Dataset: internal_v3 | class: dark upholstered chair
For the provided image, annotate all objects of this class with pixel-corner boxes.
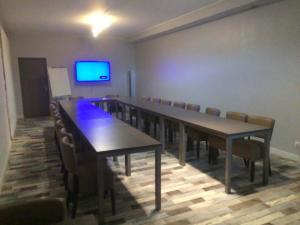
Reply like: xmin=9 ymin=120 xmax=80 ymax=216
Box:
xmin=0 ymin=198 xmax=65 ymax=225
xmin=208 ymin=112 xmax=248 ymax=163
xmin=60 ymin=136 xmax=115 ymax=218
xmin=105 ymin=94 xmax=122 ymax=115
xmin=167 ymin=101 xmax=186 ymax=143
xmin=186 ymin=106 xmax=221 ymax=159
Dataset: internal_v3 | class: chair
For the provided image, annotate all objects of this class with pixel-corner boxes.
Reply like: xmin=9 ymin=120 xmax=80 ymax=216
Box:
xmin=173 ymin=101 xmax=186 ymax=109
xmin=167 ymin=101 xmax=186 ymax=143
xmin=106 ymin=94 xmax=122 ymax=115
xmin=60 ymin=136 xmax=115 ymax=218
xmin=68 ymin=96 xmax=84 ymax=100
xmin=0 ymin=198 xmax=65 ymax=225
xmin=160 ymin=99 xmax=172 ymax=106
xmin=205 ymin=107 xmax=221 ymax=116
xmin=186 ymin=103 xmax=200 ymax=112
xmin=209 ymin=114 xmax=274 ymax=182
xmin=152 ymin=98 xmax=161 ymax=104
xmin=208 ymin=112 xmax=248 ymax=163
xmin=186 ymin=106 xmax=221 ymax=159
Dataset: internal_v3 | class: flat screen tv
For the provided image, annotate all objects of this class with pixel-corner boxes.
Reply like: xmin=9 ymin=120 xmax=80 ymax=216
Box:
xmin=75 ymin=61 xmax=110 ymax=82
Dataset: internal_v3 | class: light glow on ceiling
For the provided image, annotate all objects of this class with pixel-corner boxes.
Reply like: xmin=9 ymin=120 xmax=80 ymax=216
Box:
xmin=80 ymin=11 xmax=115 ymax=37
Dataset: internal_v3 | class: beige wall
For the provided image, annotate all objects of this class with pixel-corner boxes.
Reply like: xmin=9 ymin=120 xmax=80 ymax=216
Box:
xmin=135 ymin=0 xmax=300 ymax=154
xmin=10 ymin=34 xmax=135 ymax=117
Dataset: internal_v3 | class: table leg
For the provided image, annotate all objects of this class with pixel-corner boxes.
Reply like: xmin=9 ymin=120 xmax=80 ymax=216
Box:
xmin=263 ymin=132 xmax=271 ymax=185
xmin=97 ymin=155 xmax=105 ymax=224
xmin=121 ymin=104 xmax=126 ymax=121
xmin=179 ymin=123 xmax=186 ymax=166
xmin=137 ymin=109 xmax=142 ymax=130
xmin=125 ymin=154 xmax=131 ymax=176
xmin=159 ymin=117 xmax=165 ymax=152
xmin=155 ymin=147 xmax=161 ymax=210
xmin=225 ymin=137 xmax=232 ymax=194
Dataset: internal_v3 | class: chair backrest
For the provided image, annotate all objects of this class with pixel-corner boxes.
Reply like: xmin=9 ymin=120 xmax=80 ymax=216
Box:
xmin=173 ymin=101 xmax=186 ymax=109
xmin=226 ymin=111 xmax=248 ymax=122
xmin=161 ymin=99 xmax=172 ymax=106
xmin=152 ymin=98 xmax=161 ymax=104
xmin=60 ymin=136 xmax=78 ymax=174
xmin=186 ymin=103 xmax=200 ymax=112
xmin=247 ymin=115 xmax=275 ymax=139
xmin=68 ymin=96 xmax=84 ymax=100
xmin=142 ymin=96 xmax=151 ymax=101
xmin=55 ymin=120 xmax=64 ymax=133
xmin=206 ymin=107 xmax=221 ymax=116
xmin=105 ymin=94 xmax=119 ymax=98
xmin=60 ymin=127 xmax=76 ymax=145
xmin=0 ymin=198 xmax=65 ymax=225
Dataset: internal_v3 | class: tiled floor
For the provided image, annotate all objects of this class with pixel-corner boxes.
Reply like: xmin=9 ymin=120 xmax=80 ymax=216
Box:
xmin=1 ymin=117 xmax=300 ymax=225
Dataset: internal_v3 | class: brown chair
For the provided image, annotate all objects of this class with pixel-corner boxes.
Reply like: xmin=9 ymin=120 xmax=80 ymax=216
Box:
xmin=60 ymin=136 xmax=115 ymax=218
xmin=167 ymin=101 xmax=187 ymax=143
xmin=0 ymin=198 xmax=65 ymax=225
xmin=206 ymin=107 xmax=221 ymax=116
xmin=208 ymin=112 xmax=248 ymax=163
xmin=209 ymin=114 xmax=274 ymax=182
xmin=173 ymin=101 xmax=186 ymax=109
xmin=186 ymin=106 xmax=221 ymax=159
xmin=186 ymin=103 xmax=200 ymax=112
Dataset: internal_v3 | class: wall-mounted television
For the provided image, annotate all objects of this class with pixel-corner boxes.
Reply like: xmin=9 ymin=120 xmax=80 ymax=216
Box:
xmin=75 ymin=61 xmax=110 ymax=82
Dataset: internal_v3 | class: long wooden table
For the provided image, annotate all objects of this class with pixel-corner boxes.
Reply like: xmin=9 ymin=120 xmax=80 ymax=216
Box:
xmin=95 ymin=97 xmax=273 ymax=194
xmin=59 ymin=99 xmax=162 ymax=224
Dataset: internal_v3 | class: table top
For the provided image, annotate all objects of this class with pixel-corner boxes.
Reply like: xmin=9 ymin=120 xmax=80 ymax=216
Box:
xmin=115 ymin=97 xmax=272 ymax=138
xmin=59 ymin=99 xmax=161 ymax=154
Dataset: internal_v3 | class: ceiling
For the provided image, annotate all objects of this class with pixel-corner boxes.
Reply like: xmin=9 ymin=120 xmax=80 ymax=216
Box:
xmin=0 ymin=0 xmax=219 ymax=38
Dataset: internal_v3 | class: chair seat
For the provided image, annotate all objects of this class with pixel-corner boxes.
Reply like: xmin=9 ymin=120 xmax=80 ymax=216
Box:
xmin=208 ymin=136 xmax=264 ymax=161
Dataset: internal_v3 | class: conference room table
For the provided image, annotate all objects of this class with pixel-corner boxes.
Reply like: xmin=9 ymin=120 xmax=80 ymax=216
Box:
xmin=94 ymin=96 xmax=273 ymax=194
xmin=59 ymin=99 xmax=162 ymax=224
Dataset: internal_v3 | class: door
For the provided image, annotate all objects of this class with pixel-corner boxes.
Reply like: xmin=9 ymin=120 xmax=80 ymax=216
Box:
xmin=18 ymin=58 xmax=49 ymax=118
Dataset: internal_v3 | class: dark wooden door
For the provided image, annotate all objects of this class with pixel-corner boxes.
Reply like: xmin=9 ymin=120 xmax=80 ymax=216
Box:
xmin=18 ymin=58 xmax=49 ymax=118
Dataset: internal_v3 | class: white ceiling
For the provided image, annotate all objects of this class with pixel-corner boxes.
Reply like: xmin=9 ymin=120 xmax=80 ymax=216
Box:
xmin=0 ymin=0 xmax=220 ymax=38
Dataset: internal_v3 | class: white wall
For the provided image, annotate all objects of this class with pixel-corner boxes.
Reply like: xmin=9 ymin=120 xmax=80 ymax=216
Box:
xmin=0 ymin=24 xmax=16 ymax=190
xmin=135 ymin=0 xmax=300 ymax=154
xmin=1 ymin=28 xmax=17 ymax=136
xmin=10 ymin=34 xmax=135 ymax=118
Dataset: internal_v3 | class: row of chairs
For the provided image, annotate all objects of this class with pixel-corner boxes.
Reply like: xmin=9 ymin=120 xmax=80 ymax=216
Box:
xmin=134 ymin=97 xmax=275 ymax=182
xmin=50 ymin=101 xmax=116 ymax=218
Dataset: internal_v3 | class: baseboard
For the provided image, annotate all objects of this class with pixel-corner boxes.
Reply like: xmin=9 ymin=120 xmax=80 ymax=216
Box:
xmin=0 ymin=142 xmax=10 ymax=194
xmin=271 ymin=147 xmax=299 ymax=161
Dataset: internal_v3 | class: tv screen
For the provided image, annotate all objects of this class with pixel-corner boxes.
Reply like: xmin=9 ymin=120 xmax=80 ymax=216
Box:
xmin=75 ymin=61 xmax=110 ymax=82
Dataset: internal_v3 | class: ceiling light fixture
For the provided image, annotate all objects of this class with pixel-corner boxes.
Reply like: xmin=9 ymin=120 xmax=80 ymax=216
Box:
xmin=81 ymin=10 xmax=114 ymax=38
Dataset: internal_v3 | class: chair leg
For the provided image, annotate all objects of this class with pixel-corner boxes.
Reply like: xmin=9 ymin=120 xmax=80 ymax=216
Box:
xmin=130 ymin=114 xmax=133 ymax=125
xmin=168 ymin=127 xmax=173 ymax=144
xmin=250 ymin=161 xmax=255 ymax=182
xmin=71 ymin=193 xmax=78 ymax=218
xmin=269 ymin=161 xmax=272 ymax=176
xmin=66 ymin=190 xmax=71 ymax=210
xmin=243 ymin=159 xmax=249 ymax=168
xmin=111 ymin=188 xmax=116 ymax=215
xmin=196 ymin=141 xmax=200 ymax=160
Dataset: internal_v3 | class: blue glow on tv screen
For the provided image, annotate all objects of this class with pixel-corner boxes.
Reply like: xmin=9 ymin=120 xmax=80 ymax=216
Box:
xmin=75 ymin=61 xmax=110 ymax=82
